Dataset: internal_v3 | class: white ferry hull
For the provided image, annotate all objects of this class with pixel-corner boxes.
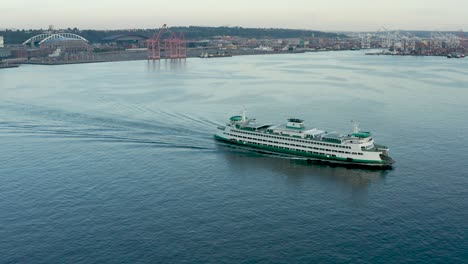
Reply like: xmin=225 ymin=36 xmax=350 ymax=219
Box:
xmin=215 ymin=126 xmax=394 ymax=168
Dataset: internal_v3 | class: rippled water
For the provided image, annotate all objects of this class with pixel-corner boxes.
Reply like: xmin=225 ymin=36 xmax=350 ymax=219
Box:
xmin=1 ymin=52 xmax=467 ymax=263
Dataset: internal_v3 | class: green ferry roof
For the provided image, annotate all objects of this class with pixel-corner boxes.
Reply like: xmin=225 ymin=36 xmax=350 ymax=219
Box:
xmin=230 ymin=115 xmax=243 ymax=121
xmin=352 ymin=131 xmax=372 ymax=138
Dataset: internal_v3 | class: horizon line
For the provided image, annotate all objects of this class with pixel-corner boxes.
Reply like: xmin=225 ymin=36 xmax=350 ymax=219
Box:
xmin=0 ymin=25 xmax=465 ymax=33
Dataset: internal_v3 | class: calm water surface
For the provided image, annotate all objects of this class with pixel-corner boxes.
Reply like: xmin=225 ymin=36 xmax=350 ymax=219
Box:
xmin=0 ymin=51 xmax=467 ymax=263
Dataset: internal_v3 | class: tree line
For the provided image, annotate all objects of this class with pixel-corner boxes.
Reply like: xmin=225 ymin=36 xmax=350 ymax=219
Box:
xmin=1 ymin=26 xmax=346 ymax=44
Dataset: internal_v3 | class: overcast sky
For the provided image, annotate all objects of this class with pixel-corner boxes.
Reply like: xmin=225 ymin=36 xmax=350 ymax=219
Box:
xmin=1 ymin=0 xmax=467 ymax=31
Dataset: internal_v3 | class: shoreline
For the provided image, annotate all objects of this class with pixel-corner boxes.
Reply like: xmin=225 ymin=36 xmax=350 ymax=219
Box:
xmin=365 ymin=51 xmax=465 ymax=58
xmin=12 ymin=48 xmax=463 ymax=67
xmin=14 ymin=49 xmax=351 ymax=66
xmin=0 ymin=64 xmax=20 ymax=69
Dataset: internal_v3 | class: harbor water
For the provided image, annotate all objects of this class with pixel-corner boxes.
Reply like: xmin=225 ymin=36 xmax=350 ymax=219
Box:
xmin=0 ymin=51 xmax=467 ymax=263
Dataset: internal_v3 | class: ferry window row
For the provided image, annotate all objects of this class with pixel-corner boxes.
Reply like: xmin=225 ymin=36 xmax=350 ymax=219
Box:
xmin=232 ymin=129 xmax=352 ymax=149
xmin=224 ymin=132 xmax=364 ymax=156
xmin=229 ymin=136 xmax=334 ymax=157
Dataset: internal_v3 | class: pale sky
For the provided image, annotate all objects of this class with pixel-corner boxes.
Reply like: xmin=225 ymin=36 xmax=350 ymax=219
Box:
xmin=1 ymin=0 xmax=467 ymax=31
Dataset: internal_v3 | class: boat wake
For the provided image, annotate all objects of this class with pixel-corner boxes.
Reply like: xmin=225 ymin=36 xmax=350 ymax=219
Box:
xmin=0 ymin=101 xmax=218 ymax=151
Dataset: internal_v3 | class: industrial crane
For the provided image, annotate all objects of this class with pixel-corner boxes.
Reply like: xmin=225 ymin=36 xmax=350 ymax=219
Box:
xmin=147 ymin=24 xmax=168 ymax=60
xmin=146 ymin=24 xmax=187 ymax=60
xmin=164 ymin=32 xmax=187 ymax=59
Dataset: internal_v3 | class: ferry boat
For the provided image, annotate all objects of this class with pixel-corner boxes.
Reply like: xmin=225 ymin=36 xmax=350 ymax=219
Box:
xmin=215 ymin=111 xmax=394 ymax=168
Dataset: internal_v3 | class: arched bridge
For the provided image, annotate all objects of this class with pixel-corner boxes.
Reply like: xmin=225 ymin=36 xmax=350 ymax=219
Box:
xmin=22 ymin=33 xmax=89 ymax=46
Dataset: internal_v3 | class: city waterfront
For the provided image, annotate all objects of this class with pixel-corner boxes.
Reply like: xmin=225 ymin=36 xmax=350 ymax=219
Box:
xmin=0 ymin=51 xmax=467 ymax=263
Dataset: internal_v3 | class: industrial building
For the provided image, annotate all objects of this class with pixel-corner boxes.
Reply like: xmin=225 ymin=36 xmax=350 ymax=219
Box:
xmin=40 ymin=37 xmax=90 ymax=53
xmin=0 ymin=36 xmax=12 ymax=59
xmin=13 ymin=32 xmax=91 ymax=59
xmin=0 ymin=49 xmax=11 ymax=59
xmin=101 ymin=34 xmax=148 ymax=49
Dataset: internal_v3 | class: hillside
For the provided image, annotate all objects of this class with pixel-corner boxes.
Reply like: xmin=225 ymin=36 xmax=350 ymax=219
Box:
xmin=1 ymin=26 xmax=347 ymax=44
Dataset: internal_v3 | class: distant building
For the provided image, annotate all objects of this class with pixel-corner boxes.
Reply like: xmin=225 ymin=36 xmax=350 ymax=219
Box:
xmin=225 ymin=44 xmax=238 ymax=50
xmin=22 ymin=33 xmax=90 ymax=54
xmin=101 ymin=34 xmax=148 ymax=49
xmin=0 ymin=36 xmax=10 ymax=59
xmin=9 ymin=48 xmax=27 ymax=58
xmin=461 ymin=39 xmax=468 ymax=49
xmin=40 ymin=38 xmax=90 ymax=53
xmin=0 ymin=48 xmax=11 ymax=59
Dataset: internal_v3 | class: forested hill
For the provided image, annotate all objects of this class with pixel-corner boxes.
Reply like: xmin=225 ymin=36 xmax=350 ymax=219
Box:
xmin=1 ymin=26 xmax=347 ymax=44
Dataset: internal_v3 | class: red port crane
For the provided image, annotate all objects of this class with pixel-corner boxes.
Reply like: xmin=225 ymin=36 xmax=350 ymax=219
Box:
xmin=177 ymin=32 xmax=187 ymax=59
xmin=146 ymin=24 xmax=168 ymax=60
xmin=164 ymin=32 xmax=187 ymax=59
